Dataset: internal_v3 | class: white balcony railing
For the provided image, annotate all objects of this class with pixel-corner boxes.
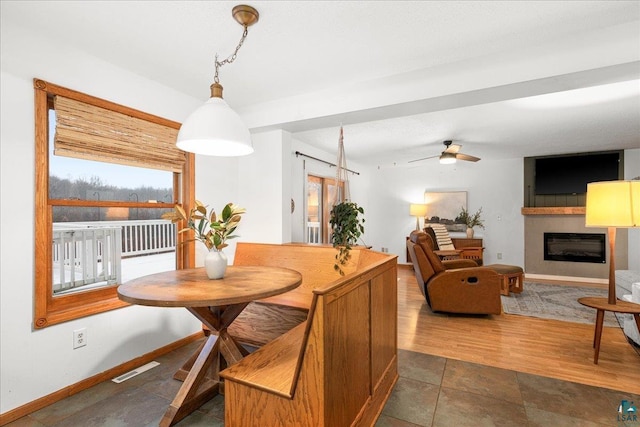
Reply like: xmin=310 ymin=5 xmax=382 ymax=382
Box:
xmin=53 ymin=224 xmax=122 ymax=293
xmin=52 ymin=220 xmax=176 ymax=294
xmin=118 ymin=220 xmax=177 ymax=257
xmin=307 ymin=221 xmax=320 ymax=244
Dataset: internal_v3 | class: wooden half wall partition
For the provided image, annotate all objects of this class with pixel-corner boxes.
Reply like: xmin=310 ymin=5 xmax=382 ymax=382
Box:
xmin=223 ymin=243 xmax=398 ymax=427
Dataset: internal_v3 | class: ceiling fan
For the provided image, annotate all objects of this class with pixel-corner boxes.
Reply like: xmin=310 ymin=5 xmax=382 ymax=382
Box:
xmin=409 ymin=140 xmax=481 ymax=164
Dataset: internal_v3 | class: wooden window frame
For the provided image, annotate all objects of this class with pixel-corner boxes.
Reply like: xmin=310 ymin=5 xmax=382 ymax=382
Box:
xmin=33 ymin=79 xmax=195 ymax=328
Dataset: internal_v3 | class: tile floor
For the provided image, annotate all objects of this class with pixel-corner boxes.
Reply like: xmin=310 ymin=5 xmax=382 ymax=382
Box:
xmin=6 ymin=338 xmax=639 ymax=427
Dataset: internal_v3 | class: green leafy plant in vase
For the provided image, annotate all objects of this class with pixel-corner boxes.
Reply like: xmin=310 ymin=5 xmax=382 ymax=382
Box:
xmin=457 ymin=206 xmax=484 ymax=238
xmin=162 ymin=201 xmax=246 ymax=279
xmin=329 ymin=201 xmax=365 ymax=276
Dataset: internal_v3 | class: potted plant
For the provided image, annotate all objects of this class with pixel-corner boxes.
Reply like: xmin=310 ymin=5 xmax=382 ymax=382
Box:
xmin=162 ymin=201 xmax=246 ymax=279
xmin=329 ymin=201 xmax=365 ymax=275
xmin=457 ymin=206 xmax=484 ymax=238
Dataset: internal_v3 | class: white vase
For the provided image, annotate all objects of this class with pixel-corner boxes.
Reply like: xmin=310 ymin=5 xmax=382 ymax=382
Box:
xmin=204 ymin=250 xmax=228 ymax=280
xmin=466 ymin=227 xmax=474 ymax=238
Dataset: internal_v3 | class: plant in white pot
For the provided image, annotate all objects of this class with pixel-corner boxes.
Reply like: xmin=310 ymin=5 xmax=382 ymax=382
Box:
xmin=162 ymin=201 xmax=246 ymax=279
xmin=457 ymin=206 xmax=484 ymax=238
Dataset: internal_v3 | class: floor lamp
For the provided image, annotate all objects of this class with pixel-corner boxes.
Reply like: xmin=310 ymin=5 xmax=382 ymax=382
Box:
xmin=410 ymin=204 xmax=428 ymax=231
xmin=585 ymin=180 xmax=640 ymax=304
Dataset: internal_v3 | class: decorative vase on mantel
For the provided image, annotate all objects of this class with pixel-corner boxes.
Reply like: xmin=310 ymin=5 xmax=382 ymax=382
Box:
xmin=466 ymin=227 xmax=475 ymax=238
xmin=205 ymin=250 xmax=228 ymax=280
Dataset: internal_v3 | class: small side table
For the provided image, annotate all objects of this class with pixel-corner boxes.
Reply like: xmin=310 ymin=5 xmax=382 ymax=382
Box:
xmin=577 ymin=297 xmax=640 ymax=364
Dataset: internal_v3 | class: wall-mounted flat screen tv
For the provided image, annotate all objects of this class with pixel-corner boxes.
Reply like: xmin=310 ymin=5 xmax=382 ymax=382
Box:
xmin=534 ymin=152 xmax=620 ymax=195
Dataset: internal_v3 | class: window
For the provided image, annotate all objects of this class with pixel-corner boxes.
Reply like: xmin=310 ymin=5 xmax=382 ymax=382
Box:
xmin=306 ymin=175 xmax=344 ymax=244
xmin=34 ymin=79 xmax=195 ymax=328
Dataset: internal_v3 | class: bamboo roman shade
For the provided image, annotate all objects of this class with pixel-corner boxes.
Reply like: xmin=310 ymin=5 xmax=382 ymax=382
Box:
xmin=54 ymin=96 xmax=185 ymax=172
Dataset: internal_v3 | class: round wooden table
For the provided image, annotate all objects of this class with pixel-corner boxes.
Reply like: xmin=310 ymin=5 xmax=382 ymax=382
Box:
xmin=578 ymin=296 xmax=640 ymax=365
xmin=118 ymin=266 xmax=302 ymax=427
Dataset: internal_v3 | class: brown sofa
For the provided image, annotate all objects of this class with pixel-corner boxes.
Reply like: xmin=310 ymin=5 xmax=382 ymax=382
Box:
xmin=407 ymin=231 xmax=501 ymax=314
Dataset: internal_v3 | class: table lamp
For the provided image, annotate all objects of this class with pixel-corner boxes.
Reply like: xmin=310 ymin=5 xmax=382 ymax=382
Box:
xmin=410 ymin=204 xmax=428 ymax=231
xmin=585 ymin=180 xmax=640 ymax=304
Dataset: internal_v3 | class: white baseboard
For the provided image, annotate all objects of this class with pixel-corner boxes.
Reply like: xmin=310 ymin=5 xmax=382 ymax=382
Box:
xmin=525 ymin=273 xmax=608 ymax=285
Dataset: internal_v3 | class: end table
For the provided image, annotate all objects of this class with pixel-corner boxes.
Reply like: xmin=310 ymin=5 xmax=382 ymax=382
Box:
xmin=577 ymin=297 xmax=640 ymax=364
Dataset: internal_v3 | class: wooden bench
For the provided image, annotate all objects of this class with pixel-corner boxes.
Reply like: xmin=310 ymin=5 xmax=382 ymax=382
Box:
xmin=220 ymin=243 xmax=398 ymax=427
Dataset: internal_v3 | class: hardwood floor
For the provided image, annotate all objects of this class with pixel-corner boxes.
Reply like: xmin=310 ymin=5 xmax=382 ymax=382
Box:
xmin=397 ymin=265 xmax=640 ymax=395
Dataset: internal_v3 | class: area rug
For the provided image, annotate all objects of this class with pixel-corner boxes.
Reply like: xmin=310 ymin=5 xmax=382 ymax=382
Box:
xmin=501 ymin=282 xmax=620 ymax=327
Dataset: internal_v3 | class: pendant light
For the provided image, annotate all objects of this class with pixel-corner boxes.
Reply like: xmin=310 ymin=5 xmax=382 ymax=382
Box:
xmin=176 ymin=5 xmax=259 ymax=156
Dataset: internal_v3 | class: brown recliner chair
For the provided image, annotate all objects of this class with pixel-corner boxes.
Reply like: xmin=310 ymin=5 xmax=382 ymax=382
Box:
xmin=407 ymin=230 xmax=502 ymax=315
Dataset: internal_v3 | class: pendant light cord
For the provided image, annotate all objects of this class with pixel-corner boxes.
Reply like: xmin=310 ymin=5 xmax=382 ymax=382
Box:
xmin=334 ymin=126 xmax=351 ymax=204
xmin=214 ymin=25 xmax=250 ymax=84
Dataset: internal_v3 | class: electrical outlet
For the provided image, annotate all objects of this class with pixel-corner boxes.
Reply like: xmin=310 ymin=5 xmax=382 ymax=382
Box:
xmin=73 ymin=328 xmax=87 ymax=349
xmin=497 ymin=253 xmax=503 ymax=260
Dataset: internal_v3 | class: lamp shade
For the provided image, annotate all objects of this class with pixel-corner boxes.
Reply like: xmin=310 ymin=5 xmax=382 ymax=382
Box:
xmin=176 ymin=97 xmax=254 ymax=156
xmin=410 ymin=203 xmax=428 ymax=217
xmin=585 ymin=180 xmax=640 ymax=227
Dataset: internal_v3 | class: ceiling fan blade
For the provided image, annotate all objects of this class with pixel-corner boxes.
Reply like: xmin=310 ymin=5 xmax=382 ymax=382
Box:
xmin=408 ymin=155 xmax=439 ymax=163
xmin=444 ymin=143 xmax=461 ymax=154
xmin=455 ymin=153 xmax=481 ymax=162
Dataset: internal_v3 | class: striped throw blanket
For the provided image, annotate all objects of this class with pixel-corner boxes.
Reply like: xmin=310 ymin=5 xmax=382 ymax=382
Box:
xmin=425 ymin=223 xmax=456 ymax=250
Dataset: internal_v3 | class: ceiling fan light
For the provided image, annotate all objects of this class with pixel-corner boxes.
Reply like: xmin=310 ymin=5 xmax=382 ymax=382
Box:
xmin=439 ymin=152 xmax=456 ymax=164
xmin=176 ymin=96 xmax=254 ymax=156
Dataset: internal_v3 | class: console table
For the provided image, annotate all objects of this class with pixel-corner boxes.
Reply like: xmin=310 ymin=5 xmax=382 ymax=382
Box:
xmin=117 ymin=266 xmax=302 ymax=426
xmin=451 ymin=238 xmax=484 ymax=265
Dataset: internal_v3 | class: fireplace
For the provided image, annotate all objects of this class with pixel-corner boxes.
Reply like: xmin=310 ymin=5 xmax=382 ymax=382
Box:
xmin=544 ymin=232 xmax=606 ymax=263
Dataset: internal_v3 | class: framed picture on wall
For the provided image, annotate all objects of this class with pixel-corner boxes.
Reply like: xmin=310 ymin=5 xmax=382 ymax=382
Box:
xmin=423 ymin=191 xmax=467 ymax=232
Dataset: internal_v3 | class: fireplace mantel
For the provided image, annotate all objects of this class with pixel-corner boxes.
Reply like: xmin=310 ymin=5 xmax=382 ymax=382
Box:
xmin=521 ymin=207 xmax=586 ymax=215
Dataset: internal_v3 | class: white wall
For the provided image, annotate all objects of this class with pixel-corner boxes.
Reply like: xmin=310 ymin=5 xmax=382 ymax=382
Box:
xmin=0 ymin=22 xmax=204 ymax=413
xmin=290 ymin=138 xmax=370 ymax=245
xmin=238 ymin=129 xmax=292 ymax=244
xmin=365 ymin=158 xmax=525 ymax=267
xmin=624 ymin=148 xmax=640 ymax=270
xmin=289 ymin=137 xmax=525 ymax=267
xmin=193 ymin=155 xmax=240 ymax=265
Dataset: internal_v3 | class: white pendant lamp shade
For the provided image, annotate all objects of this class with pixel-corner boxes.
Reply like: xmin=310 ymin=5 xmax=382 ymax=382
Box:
xmin=176 ymin=96 xmax=254 ymax=156
xmin=177 ymin=4 xmax=259 ymax=156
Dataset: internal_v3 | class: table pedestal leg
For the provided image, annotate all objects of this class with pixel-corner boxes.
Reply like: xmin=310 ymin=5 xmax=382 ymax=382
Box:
xmin=160 ymin=335 xmax=220 ymax=426
xmin=173 ymin=338 xmax=207 ymax=382
xmin=159 ymin=303 xmax=250 ymax=427
xmin=593 ymin=309 xmax=605 ymax=364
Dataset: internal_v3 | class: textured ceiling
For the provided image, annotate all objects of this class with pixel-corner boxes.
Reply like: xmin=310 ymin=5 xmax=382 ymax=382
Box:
xmin=2 ymin=1 xmax=639 ymax=165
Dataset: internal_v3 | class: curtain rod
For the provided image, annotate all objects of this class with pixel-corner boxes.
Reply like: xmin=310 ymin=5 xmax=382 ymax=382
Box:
xmin=294 ymin=151 xmax=360 ymax=175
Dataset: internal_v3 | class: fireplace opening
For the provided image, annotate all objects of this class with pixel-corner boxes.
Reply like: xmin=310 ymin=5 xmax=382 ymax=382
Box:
xmin=544 ymin=232 xmax=606 ymax=263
